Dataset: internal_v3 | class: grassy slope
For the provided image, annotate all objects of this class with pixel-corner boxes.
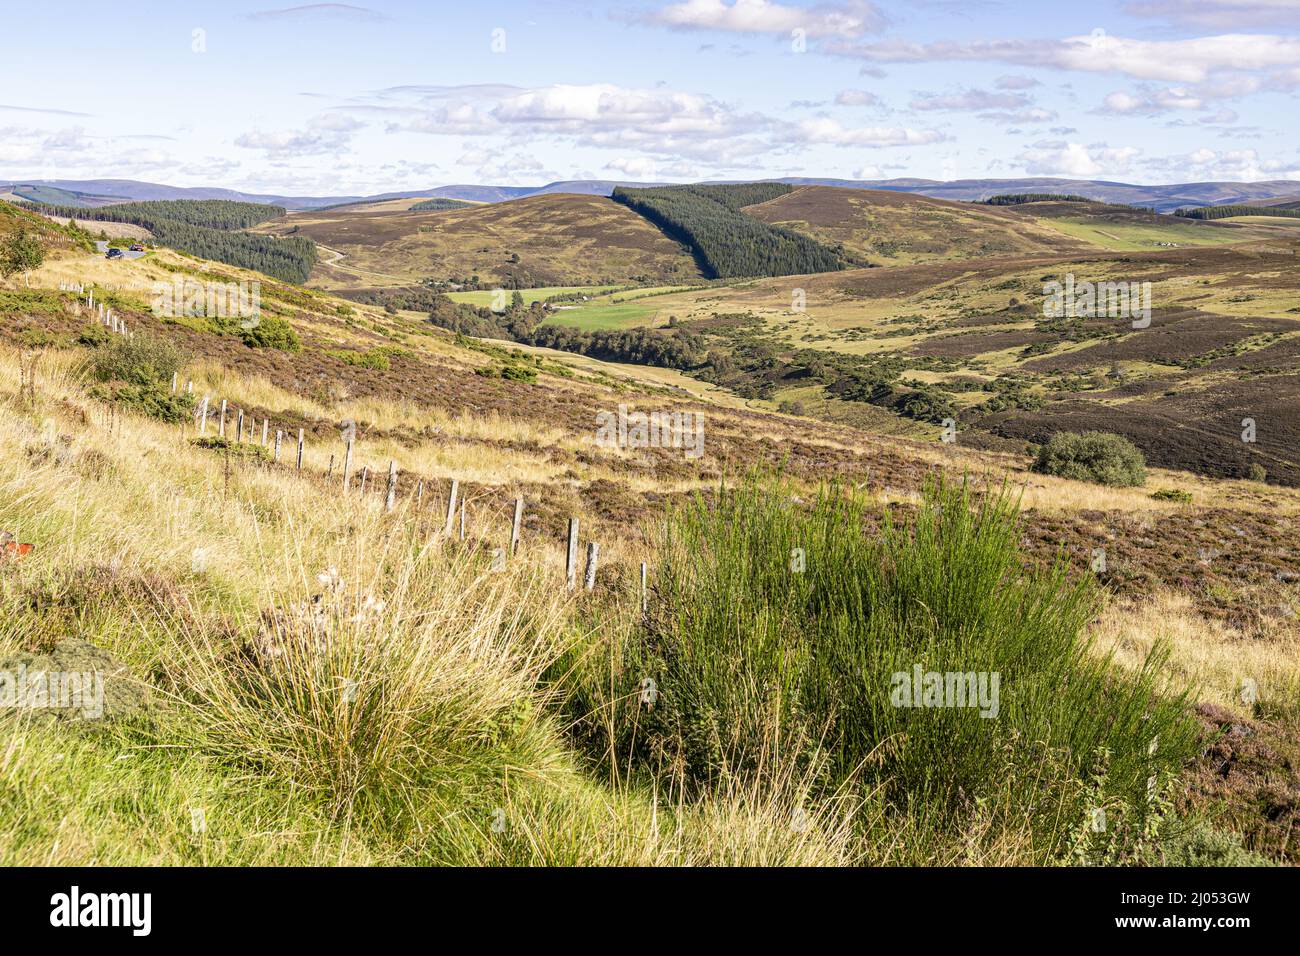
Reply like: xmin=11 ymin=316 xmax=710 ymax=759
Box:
xmin=741 ymin=185 xmax=1089 ymax=264
xmin=1 ymin=209 xmax=1297 ymax=865
xmin=254 ymin=193 xmax=704 ymax=291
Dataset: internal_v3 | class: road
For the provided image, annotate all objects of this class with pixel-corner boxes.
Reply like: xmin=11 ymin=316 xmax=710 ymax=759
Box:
xmin=94 ymin=240 xmax=146 ymax=260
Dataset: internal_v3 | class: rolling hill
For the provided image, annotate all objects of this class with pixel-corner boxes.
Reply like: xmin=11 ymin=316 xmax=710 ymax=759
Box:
xmin=2 ymin=197 xmax=1298 ymax=868
xmin=14 ymin=176 xmax=1300 ymax=213
xmin=255 ymin=192 xmax=705 ymax=290
xmin=741 ymin=185 xmax=1088 ymax=265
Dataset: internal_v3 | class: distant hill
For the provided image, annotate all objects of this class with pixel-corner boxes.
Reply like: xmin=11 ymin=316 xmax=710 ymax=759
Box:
xmin=741 ymin=186 xmax=1088 ymax=265
xmin=10 ymin=176 xmax=1300 ymax=214
xmin=255 ymin=192 xmax=704 ymax=290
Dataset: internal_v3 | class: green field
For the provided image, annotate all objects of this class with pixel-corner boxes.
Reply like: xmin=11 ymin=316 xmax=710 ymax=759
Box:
xmin=1044 ymin=217 xmax=1248 ymax=251
xmin=446 ymin=285 xmax=618 ymax=307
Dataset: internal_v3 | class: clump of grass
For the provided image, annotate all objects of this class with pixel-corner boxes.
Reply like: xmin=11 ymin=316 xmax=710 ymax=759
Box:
xmin=584 ymin=474 xmax=1196 ymax=861
xmin=1151 ymin=488 xmax=1193 ymax=503
xmin=190 ymin=435 xmax=269 ymax=459
xmin=1032 ymin=431 xmax=1147 ymax=487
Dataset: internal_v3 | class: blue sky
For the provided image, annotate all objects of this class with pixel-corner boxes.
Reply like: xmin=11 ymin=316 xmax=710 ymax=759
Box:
xmin=3 ymin=0 xmax=1300 ymax=195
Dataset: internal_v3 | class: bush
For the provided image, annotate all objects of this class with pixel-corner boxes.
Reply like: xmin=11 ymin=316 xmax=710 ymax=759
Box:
xmin=1248 ymin=463 xmax=1268 ymax=483
xmin=324 ymin=348 xmax=389 ymax=371
xmin=1151 ymin=488 xmax=1193 ymax=503
xmin=240 ymin=316 xmax=301 ymax=352
xmin=90 ymin=382 xmax=195 ymax=424
xmin=76 ymin=323 xmax=110 ymax=348
xmin=581 ymin=475 xmax=1196 ymax=860
xmin=88 ymin=333 xmax=188 ymax=387
xmin=1031 ymin=431 xmax=1147 ymax=486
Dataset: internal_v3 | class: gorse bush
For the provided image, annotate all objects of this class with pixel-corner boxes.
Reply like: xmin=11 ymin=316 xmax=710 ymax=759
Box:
xmin=1031 ymin=431 xmax=1147 ymax=486
xmin=239 ymin=316 xmax=301 ymax=352
xmin=88 ymin=333 xmax=188 ymax=388
xmin=583 ymin=475 xmax=1196 ymax=859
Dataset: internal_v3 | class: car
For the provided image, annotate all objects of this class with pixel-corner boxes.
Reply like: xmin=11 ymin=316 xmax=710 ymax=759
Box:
xmin=106 ymin=248 xmax=124 ymax=259
xmin=129 ymin=243 xmax=144 ymax=252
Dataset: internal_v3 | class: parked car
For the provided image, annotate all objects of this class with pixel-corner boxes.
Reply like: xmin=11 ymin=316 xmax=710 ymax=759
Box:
xmin=129 ymin=243 xmax=144 ymax=252
xmin=106 ymin=248 xmax=124 ymax=259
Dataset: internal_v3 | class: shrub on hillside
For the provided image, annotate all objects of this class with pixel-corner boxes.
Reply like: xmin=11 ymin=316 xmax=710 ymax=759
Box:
xmin=90 ymin=382 xmax=195 ymax=424
xmin=89 ymin=333 xmax=188 ymax=388
xmin=573 ymin=475 xmax=1196 ymax=860
xmin=1031 ymin=431 xmax=1147 ymax=486
xmin=240 ymin=316 xmax=301 ymax=352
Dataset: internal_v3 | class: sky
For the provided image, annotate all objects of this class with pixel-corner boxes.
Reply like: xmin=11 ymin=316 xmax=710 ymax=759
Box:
xmin=3 ymin=0 xmax=1300 ymax=196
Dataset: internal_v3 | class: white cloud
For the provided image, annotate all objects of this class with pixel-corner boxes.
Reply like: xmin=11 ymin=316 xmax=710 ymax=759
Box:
xmin=1099 ymin=87 xmax=1206 ymax=115
xmin=910 ymin=88 xmax=1030 ymax=111
xmin=1015 ymin=142 xmax=1140 ymax=176
xmin=646 ymin=0 xmax=885 ymax=37
xmin=792 ymin=117 xmax=944 ymax=146
xmin=835 ymin=88 xmax=881 ymax=106
xmin=827 ymin=31 xmax=1300 ymax=84
xmin=235 ymin=114 xmax=362 ymax=156
xmin=1124 ymin=1 xmax=1300 ymax=29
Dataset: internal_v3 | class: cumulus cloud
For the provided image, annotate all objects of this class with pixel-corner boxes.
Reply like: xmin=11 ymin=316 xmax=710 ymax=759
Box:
xmin=1098 ymin=87 xmax=1206 ymax=115
xmin=1014 ymin=141 xmax=1140 ymax=176
xmin=235 ymin=113 xmax=363 ymax=156
xmin=1143 ymin=146 xmax=1300 ymax=180
xmin=825 ymin=31 xmax=1300 ymax=84
xmin=791 ymin=117 xmax=945 ymax=146
xmin=834 ymin=88 xmax=882 ymax=106
xmin=995 ymin=75 xmax=1040 ymax=90
xmin=646 ymin=0 xmax=886 ymax=37
xmin=1124 ymin=0 xmax=1300 ymax=28
xmin=910 ymin=88 xmax=1030 ymax=111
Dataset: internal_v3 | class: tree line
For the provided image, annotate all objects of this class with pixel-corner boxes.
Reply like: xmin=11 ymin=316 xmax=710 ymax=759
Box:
xmin=29 ymin=199 xmax=316 ymax=283
xmin=1174 ymin=204 xmax=1300 ymax=220
xmin=612 ymin=184 xmax=853 ymax=279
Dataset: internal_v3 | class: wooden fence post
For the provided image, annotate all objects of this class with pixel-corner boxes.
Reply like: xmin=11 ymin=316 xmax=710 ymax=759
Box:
xmin=199 ymin=396 xmax=210 ymax=434
xmin=385 ymin=460 xmax=398 ymax=512
xmin=566 ymin=517 xmax=579 ymax=591
xmin=444 ymin=479 xmax=459 ymax=536
xmin=584 ymin=542 xmax=599 ymax=591
xmin=274 ymin=430 xmax=283 ymax=462
xmin=236 ymin=410 xmax=244 ymax=443
xmin=296 ymin=428 xmax=304 ymax=471
xmin=459 ymin=500 xmax=466 ymax=540
xmin=641 ymin=561 xmax=648 ymax=617
xmin=219 ymin=399 xmax=227 ymax=438
xmin=261 ymin=419 xmax=268 ymax=446
xmin=342 ymin=438 xmax=354 ymax=492
xmin=171 ymin=372 xmax=177 ymax=394
xmin=511 ymin=496 xmax=524 ymax=554
xmin=416 ymin=480 xmax=424 ymax=509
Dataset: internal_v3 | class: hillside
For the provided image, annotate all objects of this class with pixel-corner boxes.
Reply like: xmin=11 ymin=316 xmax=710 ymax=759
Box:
xmin=16 ymin=176 xmax=1300 ymax=213
xmin=742 ymin=185 xmax=1088 ymax=265
xmin=256 ymin=192 xmax=706 ymax=290
xmin=2 ymin=201 xmax=1299 ymax=869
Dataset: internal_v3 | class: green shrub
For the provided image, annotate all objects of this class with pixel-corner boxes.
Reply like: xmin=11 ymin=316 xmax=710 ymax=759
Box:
xmin=1247 ymin=463 xmax=1268 ymax=483
xmin=90 ymin=382 xmax=195 ymax=424
xmin=190 ymin=436 xmax=270 ymax=460
xmin=1031 ymin=431 xmax=1147 ymax=486
xmin=76 ymin=323 xmax=110 ymax=348
xmin=324 ymin=348 xmax=389 ymax=371
xmin=88 ymin=333 xmax=188 ymax=387
xmin=1151 ymin=488 xmax=1193 ymax=503
xmin=240 ymin=316 xmax=301 ymax=352
xmin=584 ymin=474 xmax=1196 ymax=860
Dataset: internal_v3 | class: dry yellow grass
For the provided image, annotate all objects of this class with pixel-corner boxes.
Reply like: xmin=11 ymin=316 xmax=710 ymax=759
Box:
xmin=1091 ymin=591 xmax=1300 ymax=714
